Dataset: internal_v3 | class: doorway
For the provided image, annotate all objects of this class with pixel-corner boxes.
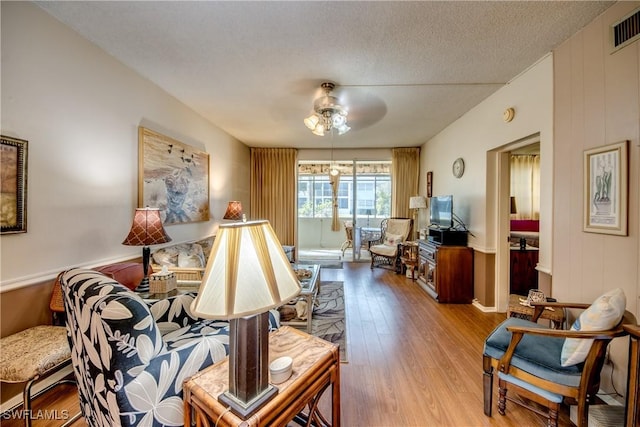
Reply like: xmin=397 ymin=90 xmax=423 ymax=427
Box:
xmin=493 ymin=134 xmax=541 ymax=312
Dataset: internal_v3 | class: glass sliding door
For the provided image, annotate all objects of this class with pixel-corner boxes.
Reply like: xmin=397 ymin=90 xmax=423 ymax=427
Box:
xmin=351 ymin=161 xmax=391 ymax=260
xmin=297 ymin=160 xmax=391 ymax=260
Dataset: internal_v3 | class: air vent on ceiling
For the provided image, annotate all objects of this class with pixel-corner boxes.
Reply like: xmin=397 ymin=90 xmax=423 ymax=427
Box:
xmin=611 ymin=8 xmax=640 ymax=52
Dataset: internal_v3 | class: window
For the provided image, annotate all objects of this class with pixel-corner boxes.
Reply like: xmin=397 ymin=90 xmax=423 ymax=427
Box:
xmin=298 ymin=161 xmax=391 ymax=219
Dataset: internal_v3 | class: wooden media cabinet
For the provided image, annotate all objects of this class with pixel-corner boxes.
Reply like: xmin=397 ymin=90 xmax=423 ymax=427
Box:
xmin=417 ymin=239 xmax=473 ymax=303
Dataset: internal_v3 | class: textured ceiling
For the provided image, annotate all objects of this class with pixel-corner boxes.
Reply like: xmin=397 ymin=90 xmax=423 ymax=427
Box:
xmin=36 ymin=1 xmax=613 ymax=149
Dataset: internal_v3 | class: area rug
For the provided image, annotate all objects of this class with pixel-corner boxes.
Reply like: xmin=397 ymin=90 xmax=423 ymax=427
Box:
xmin=311 ymin=281 xmax=347 ymax=362
xmin=297 ymin=259 xmax=343 ymax=269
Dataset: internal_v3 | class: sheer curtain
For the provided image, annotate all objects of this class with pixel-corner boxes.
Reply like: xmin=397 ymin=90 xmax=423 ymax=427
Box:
xmin=250 ymin=148 xmax=298 ymax=246
xmin=329 ymin=172 xmax=340 ymax=231
xmin=391 ymin=147 xmax=420 ymax=218
xmin=510 ymin=154 xmax=540 ymax=220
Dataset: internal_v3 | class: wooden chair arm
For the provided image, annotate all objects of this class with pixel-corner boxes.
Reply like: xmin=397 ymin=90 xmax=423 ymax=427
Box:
xmin=498 ymin=323 xmax=628 ymax=375
xmin=623 ymin=323 xmax=640 ymax=338
xmin=530 ymin=302 xmax=591 ymax=310
xmin=528 ymin=301 xmax=590 ymax=322
xmin=506 ymin=324 xmax=627 ymax=339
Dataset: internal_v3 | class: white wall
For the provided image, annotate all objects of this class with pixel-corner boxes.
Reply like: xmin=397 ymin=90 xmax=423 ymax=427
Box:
xmin=0 ymin=2 xmax=250 ymax=290
xmin=421 ymin=55 xmax=554 ymax=270
xmin=553 ymin=1 xmax=640 ymax=390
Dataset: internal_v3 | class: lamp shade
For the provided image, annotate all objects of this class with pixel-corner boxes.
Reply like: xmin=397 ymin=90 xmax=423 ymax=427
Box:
xmin=122 ymin=207 xmax=171 ymax=246
xmin=223 ymin=201 xmax=244 ymax=220
xmin=191 ymin=220 xmax=301 ymax=320
xmin=409 ymin=196 xmax=427 ymax=209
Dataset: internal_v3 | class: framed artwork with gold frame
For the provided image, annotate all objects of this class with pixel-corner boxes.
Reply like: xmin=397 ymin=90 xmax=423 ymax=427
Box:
xmin=1 ymin=135 xmax=28 ymax=234
xmin=583 ymin=140 xmax=628 ymax=236
xmin=138 ymin=127 xmax=210 ymax=225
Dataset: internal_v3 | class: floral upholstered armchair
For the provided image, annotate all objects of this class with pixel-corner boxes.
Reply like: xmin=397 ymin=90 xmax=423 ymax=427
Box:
xmin=60 ymin=268 xmax=277 ymax=426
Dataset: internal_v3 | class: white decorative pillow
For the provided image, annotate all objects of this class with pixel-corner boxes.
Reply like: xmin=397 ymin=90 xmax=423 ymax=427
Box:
xmin=384 ymin=233 xmax=403 ymax=247
xmin=176 ymin=243 xmax=205 ymax=268
xmin=560 ymin=288 xmax=626 ymax=367
xmin=152 ymin=246 xmax=180 ymax=266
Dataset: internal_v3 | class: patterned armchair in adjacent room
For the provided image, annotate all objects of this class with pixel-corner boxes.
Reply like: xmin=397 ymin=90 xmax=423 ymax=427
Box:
xmin=368 ymin=217 xmax=413 ymax=271
xmin=60 ymin=268 xmax=277 ymax=426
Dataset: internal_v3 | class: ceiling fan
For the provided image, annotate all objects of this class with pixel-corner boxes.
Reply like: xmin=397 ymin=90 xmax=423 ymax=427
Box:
xmin=302 ymin=81 xmax=387 ymax=136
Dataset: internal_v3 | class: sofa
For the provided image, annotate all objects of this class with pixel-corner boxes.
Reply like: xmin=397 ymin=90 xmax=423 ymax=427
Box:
xmin=150 ymin=236 xmax=215 ymax=282
xmin=60 ymin=268 xmax=279 ymax=426
xmin=150 ymin=236 xmax=295 ymax=282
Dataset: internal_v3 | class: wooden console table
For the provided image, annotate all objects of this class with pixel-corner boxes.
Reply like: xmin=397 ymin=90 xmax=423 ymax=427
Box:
xmin=184 ymin=326 xmax=340 ymax=427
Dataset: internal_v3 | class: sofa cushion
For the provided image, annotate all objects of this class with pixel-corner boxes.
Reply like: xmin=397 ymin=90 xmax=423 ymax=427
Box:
xmin=561 ymin=288 xmax=626 ymax=367
xmin=94 ymin=262 xmax=144 ymax=290
xmin=370 ymin=243 xmax=398 ymax=257
xmin=384 ymin=233 xmax=403 ymax=246
xmin=153 ymin=243 xmax=206 ymax=268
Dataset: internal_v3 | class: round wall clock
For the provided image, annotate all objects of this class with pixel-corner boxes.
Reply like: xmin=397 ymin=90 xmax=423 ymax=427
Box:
xmin=452 ymin=157 xmax=465 ymax=178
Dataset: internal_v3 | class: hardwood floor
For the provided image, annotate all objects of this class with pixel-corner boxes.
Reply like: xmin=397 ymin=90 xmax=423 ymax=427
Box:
xmin=2 ymin=262 xmax=574 ymax=426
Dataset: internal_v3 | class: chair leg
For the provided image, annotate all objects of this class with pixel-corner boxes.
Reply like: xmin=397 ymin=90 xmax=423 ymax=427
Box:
xmin=23 ymin=377 xmax=36 ymax=427
xmin=548 ymin=402 xmax=560 ymax=427
xmin=575 ymin=399 xmax=589 ymax=427
xmin=498 ymin=378 xmax=507 ymax=415
xmin=482 ymin=356 xmax=493 ymax=416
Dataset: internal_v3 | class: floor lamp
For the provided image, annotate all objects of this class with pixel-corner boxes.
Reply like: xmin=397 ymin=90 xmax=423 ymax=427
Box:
xmin=409 ymin=196 xmax=427 ymax=240
xmin=190 ymin=220 xmax=301 ymax=418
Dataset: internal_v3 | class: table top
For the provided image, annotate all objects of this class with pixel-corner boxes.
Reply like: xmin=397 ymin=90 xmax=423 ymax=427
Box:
xmin=508 ymin=294 xmax=565 ymax=323
xmin=291 ymin=264 xmax=320 ymax=295
xmin=184 ymin=326 xmax=338 ymax=426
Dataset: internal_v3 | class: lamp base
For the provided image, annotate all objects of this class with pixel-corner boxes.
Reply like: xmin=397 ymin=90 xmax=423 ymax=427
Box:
xmin=135 ymin=277 xmax=150 ymax=293
xmin=220 ymin=312 xmax=277 ymax=419
xmin=218 ymin=384 xmax=278 ymax=419
xmin=135 ymin=246 xmax=151 ymax=293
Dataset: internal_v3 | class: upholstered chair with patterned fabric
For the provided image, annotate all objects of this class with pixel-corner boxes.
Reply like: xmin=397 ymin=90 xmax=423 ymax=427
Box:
xmin=60 ymin=268 xmax=278 ymax=427
xmin=369 ymin=217 xmax=413 ymax=270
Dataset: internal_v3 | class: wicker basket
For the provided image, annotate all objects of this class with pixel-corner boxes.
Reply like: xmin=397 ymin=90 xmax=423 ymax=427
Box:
xmin=149 ymin=271 xmax=177 ymax=294
xmin=151 ymin=265 xmax=204 ymax=282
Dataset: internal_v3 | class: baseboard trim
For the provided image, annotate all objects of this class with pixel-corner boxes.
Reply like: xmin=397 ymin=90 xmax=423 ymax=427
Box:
xmin=472 ymin=299 xmax=497 ymax=312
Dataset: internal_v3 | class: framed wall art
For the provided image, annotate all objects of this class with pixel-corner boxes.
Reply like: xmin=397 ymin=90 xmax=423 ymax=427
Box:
xmin=1 ymin=135 xmax=28 ymax=234
xmin=426 ymin=171 xmax=433 ymax=198
xmin=138 ymin=127 xmax=210 ymax=225
xmin=583 ymin=140 xmax=628 ymax=235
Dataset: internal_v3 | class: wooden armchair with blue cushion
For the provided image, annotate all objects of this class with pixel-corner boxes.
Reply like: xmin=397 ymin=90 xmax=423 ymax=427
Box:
xmin=483 ymin=288 xmax=635 ymax=427
xmin=60 ymin=268 xmax=277 ymax=426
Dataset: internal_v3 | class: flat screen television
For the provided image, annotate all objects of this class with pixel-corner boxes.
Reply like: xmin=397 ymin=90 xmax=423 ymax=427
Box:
xmin=429 ymin=195 xmax=453 ymax=229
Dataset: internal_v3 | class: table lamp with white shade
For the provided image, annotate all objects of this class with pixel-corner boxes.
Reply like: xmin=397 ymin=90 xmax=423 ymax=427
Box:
xmin=190 ymin=220 xmax=301 ymax=418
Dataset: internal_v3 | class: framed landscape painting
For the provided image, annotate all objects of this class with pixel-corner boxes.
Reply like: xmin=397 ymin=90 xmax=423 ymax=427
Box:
xmin=1 ymin=135 xmax=28 ymax=234
xmin=583 ymin=140 xmax=628 ymax=235
xmin=138 ymin=127 xmax=210 ymax=225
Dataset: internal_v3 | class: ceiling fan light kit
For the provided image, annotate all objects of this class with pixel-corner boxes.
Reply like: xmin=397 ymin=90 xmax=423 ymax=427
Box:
xmin=304 ymin=82 xmax=351 ymax=136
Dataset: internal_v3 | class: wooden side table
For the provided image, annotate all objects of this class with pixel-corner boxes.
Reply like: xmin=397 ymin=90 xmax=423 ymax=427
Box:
xmin=184 ymin=326 xmax=340 ymax=427
xmin=399 ymin=241 xmax=419 ymax=280
xmin=506 ymin=294 xmax=565 ymax=328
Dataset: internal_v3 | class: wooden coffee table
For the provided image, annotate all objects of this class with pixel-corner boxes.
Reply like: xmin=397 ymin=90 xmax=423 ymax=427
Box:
xmin=183 ymin=326 xmax=340 ymax=427
xmin=281 ymin=264 xmax=320 ymax=332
